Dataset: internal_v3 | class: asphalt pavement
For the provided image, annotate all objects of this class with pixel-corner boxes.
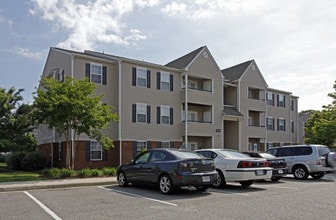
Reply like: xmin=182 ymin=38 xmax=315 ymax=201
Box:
xmin=0 ymin=176 xmax=118 ymax=192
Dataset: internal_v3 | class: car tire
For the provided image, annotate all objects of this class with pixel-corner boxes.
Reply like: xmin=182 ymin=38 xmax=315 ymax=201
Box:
xmin=118 ymin=171 xmax=129 ymax=187
xmin=327 ymin=152 xmax=336 ymax=168
xmin=271 ymin=176 xmax=281 ymax=182
xmin=159 ymin=174 xmax=174 ymax=195
xmin=212 ymin=170 xmax=226 ymax=188
xmin=311 ymin=172 xmax=325 ymax=179
xmin=239 ymin=180 xmax=254 ymax=188
xmin=195 ymin=186 xmax=209 ymax=192
xmin=293 ymin=165 xmax=309 ymax=180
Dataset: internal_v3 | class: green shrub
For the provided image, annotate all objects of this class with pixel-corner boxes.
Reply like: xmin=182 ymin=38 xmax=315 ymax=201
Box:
xmin=43 ymin=167 xmax=61 ymax=178
xmin=0 ymin=154 xmax=6 ymax=162
xmin=60 ymin=168 xmax=75 ymax=178
xmin=21 ymin=151 xmax=48 ymax=171
xmin=91 ymin=169 xmax=103 ymax=177
xmin=6 ymin=152 xmax=27 ymax=170
xmin=78 ymin=168 xmax=92 ymax=177
xmin=102 ymin=167 xmax=117 ymax=176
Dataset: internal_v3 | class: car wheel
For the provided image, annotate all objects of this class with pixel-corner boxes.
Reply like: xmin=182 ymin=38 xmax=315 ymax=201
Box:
xmin=271 ymin=176 xmax=281 ymax=182
xmin=212 ymin=170 xmax=226 ymax=188
xmin=118 ymin=171 xmax=129 ymax=187
xmin=293 ymin=165 xmax=309 ymax=180
xmin=311 ymin=172 xmax=325 ymax=179
xmin=195 ymin=186 xmax=209 ymax=192
xmin=159 ymin=174 xmax=174 ymax=195
xmin=327 ymin=152 xmax=336 ymax=168
xmin=239 ymin=180 xmax=254 ymax=188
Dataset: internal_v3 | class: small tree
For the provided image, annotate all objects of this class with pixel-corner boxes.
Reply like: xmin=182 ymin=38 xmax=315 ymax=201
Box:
xmin=0 ymin=87 xmax=36 ymax=152
xmin=304 ymin=81 xmax=336 ymax=146
xmin=34 ymin=76 xmax=119 ymax=169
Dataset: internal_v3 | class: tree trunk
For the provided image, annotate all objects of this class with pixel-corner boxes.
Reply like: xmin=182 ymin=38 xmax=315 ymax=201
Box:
xmin=66 ymin=140 xmax=71 ymax=169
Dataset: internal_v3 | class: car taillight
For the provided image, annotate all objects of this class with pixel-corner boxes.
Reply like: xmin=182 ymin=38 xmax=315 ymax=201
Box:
xmin=237 ymin=161 xmax=269 ymax=168
xmin=238 ymin=161 xmax=253 ymax=168
xmin=316 ymin=159 xmax=321 ymax=165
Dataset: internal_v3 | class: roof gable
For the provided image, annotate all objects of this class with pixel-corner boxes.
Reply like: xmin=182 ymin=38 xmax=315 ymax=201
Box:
xmin=165 ymin=46 xmax=205 ymax=69
xmin=221 ymin=60 xmax=253 ymax=82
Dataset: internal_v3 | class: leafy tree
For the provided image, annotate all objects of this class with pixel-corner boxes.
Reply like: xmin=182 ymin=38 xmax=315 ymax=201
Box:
xmin=304 ymin=81 xmax=336 ymax=146
xmin=33 ymin=76 xmax=119 ymax=169
xmin=0 ymin=87 xmax=36 ymax=152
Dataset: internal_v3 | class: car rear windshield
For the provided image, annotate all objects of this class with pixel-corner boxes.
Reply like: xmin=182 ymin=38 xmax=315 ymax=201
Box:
xmin=218 ymin=150 xmax=251 ymax=159
xmin=172 ymin=151 xmax=203 ymax=159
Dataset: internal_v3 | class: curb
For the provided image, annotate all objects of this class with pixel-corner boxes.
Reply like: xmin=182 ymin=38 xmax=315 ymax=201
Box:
xmin=0 ymin=178 xmax=118 ymax=192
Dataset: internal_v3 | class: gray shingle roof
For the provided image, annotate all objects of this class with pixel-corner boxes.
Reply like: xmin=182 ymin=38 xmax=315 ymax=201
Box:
xmin=223 ymin=106 xmax=244 ymax=117
xmin=221 ymin=60 xmax=253 ymax=82
xmin=165 ymin=46 xmax=205 ymax=69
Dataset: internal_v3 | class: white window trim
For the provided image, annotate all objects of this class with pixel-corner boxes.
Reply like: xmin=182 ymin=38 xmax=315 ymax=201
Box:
xmin=90 ymin=140 xmax=103 ymax=161
xmin=160 ymin=72 xmax=170 ymax=91
xmin=90 ymin=63 xmax=103 ymax=84
xmin=136 ymin=103 xmax=147 ymax=123
xmin=136 ymin=67 xmax=147 ymax=87
xmin=160 ymin=105 xmax=170 ymax=124
xmin=137 ymin=141 xmax=147 ymax=152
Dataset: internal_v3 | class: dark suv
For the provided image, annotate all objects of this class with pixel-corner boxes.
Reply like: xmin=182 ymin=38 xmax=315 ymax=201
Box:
xmin=266 ymin=145 xmax=336 ymax=180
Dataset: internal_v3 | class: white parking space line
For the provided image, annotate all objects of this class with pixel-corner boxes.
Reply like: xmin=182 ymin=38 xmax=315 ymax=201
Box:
xmin=209 ymin=189 xmax=249 ymax=196
xmin=24 ymin=191 xmax=62 ymax=220
xmin=256 ymin=185 xmax=299 ymax=190
xmin=97 ymin=186 xmax=178 ymax=207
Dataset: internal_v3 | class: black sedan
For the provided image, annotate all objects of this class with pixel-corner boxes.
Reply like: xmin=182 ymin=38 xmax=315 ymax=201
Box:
xmin=242 ymin=151 xmax=288 ymax=181
xmin=117 ymin=148 xmax=218 ymax=194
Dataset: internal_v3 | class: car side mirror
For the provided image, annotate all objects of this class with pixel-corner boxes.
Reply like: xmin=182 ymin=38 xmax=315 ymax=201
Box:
xmin=130 ymin=159 xmax=134 ymax=164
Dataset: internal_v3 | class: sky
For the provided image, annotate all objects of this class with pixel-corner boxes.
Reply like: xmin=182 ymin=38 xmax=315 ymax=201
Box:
xmin=1 ymin=0 xmax=335 ymax=111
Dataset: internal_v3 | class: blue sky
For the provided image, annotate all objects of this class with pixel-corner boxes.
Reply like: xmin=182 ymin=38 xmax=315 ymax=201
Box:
xmin=1 ymin=0 xmax=335 ymax=111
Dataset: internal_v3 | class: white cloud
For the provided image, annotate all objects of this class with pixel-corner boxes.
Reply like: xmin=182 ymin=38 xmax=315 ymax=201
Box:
xmin=7 ymin=46 xmax=44 ymax=60
xmin=29 ymin=0 xmax=158 ymax=51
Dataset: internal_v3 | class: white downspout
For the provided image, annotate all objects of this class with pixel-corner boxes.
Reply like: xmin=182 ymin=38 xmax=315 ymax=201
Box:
xmin=185 ymin=73 xmax=188 ymax=149
xmin=71 ymin=54 xmax=75 ymax=169
xmin=118 ymin=60 xmax=122 ymax=166
xmin=237 ymin=80 xmax=241 ymax=151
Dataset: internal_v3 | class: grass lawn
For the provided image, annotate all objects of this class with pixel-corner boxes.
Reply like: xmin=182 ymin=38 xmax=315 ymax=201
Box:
xmin=0 ymin=162 xmax=47 ymax=182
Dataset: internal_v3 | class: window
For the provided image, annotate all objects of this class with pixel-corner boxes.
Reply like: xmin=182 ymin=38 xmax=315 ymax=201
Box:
xmin=266 ymin=92 xmax=274 ymax=106
xmin=277 ymin=118 xmax=286 ymax=131
xmin=150 ymin=151 xmax=166 ymax=162
xmin=157 ymin=72 xmax=173 ymax=91
xmin=135 ymin=151 xmax=150 ymax=164
xmin=85 ymin=63 xmax=107 ymax=85
xmin=277 ymin=94 xmax=286 ymax=107
xmin=137 ymin=103 xmax=147 ymax=123
xmin=160 ymin=141 xmax=170 ymax=148
xmin=157 ymin=105 xmax=173 ymax=125
xmin=132 ymin=103 xmax=151 ymax=123
xmin=267 ymin=117 xmax=274 ymax=130
xmin=137 ymin=68 xmax=147 ymax=87
xmin=291 ymin=99 xmax=295 ymax=111
xmin=132 ymin=67 xmax=150 ymax=88
xmin=90 ymin=141 xmax=102 ymax=160
xmin=137 ymin=141 xmax=147 ymax=152
xmin=291 ymin=120 xmax=295 ymax=133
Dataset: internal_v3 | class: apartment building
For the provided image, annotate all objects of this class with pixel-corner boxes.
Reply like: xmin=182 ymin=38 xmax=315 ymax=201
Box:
xmin=222 ymin=60 xmax=299 ymax=152
xmin=37 ymin=46 xmax=299 ymax=169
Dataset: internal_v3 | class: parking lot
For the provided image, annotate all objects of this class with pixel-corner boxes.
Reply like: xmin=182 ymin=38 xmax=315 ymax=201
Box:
xmin=1 ymin=174 xmax=335 ymax=220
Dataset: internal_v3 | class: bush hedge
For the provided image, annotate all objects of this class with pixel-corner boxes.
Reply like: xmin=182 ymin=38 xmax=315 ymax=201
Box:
xmin=6 ymin=151 xmax=48 ymax=171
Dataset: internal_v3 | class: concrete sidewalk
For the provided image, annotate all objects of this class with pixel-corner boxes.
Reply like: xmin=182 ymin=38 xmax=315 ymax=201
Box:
xmin=0 ymin=177 xmax=118 ymax=192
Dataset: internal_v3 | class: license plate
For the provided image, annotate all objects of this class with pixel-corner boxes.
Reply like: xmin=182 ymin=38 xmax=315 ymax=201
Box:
xmin=202 ymin=176 xmax=210 ymax=182
xmin=278 ymin=169 xmax=283 ymax=174
xmin=256 ymin=170 xmax=265 ymax=175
